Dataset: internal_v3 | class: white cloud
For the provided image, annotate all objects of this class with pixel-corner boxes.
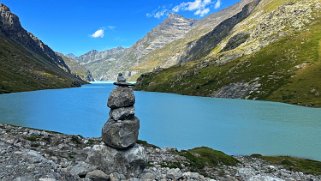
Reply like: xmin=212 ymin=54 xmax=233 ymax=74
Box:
xmin=146 ymin=7 xmax=169 ymax=19
xmin=147 ymin=0 xmax=218 ymax=19
xmin=195 ymin=8 xmax=210 ymax=16
xmin=91 ymin=28 xmax=104 ymax=38
xmin=214 ymin=0 xmax=221 ymax=9
xmin=172 ymin=0 xmax=212 ymax=17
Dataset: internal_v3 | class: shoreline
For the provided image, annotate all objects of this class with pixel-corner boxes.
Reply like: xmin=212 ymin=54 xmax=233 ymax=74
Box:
xmin=135 ymin=88 xmax=321 ymax=109
xmin=1 ymin=82 xmax=320 ymax=109
xmin=0 ymin=123 xmax=320 ymax=180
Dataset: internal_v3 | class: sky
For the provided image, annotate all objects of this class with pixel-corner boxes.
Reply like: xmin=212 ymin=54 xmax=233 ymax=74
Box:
xmin=0 ymin=0 xmax=239 ymax=56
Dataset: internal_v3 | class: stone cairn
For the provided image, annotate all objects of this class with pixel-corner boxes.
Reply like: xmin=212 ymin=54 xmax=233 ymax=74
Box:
xmin=102 ymin=73 xmax=139 ymax=150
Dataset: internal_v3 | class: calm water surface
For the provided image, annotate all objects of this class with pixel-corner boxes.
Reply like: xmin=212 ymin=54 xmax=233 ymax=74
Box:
xmin=0 ymin=83 xmax=320 ymax=161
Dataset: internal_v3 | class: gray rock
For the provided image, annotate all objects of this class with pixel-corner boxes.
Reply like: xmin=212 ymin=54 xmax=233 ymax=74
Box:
xmin=109 ymin=172 xmax=126 ymax=181
xmin=248 ymin=175 xmax=285 ymax=181
xmin=117 ymin=73 xmax=126 ymax=83
xmin=69 ymin=161 xmax=96 ymax=177
xmin=85 ymin=170 xmax=110 ymax=181
xmin=140 ymin=172 xmax=156 ymax=180
xmin=109 ymin=106 xmax=134 ymax=120
xmin=113 ymin=82 xmax=135 ymax=87
xmin=107 ymin=87 xmax=135 ymax=109
xmin=102 ymin=117 xmax=139 ymax=149
xmin=86 ymin=144 xmax=147 ymax=178
xmin=13 ymin=176 xmax=36 ymax=181
xmin=167 ymin=168 xmax=183 ymax=180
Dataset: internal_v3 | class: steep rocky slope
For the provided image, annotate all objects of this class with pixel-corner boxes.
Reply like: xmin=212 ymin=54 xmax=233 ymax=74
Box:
xmin=131 ymin=0 xmax=256 ymax=76
xmin=0 ymin=4 xmax=86 ymax=93
xmin=77 ymin=47 xmax=128 ymax=80
xmin=78 ymin=14 xmax=196 ymax=81
xmin=57 ymin=53 xmax=94 ymax=82
xmin=136 ymin=0 xmax=321 ymax=107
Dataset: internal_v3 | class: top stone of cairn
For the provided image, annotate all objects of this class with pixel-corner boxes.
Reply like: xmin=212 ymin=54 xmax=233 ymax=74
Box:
xmin=114 ymin=73 xmax=135 ymax=87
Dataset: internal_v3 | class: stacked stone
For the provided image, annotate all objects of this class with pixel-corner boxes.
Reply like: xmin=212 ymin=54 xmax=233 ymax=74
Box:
xmin=102 ymin=74 xmax=139 ymax=150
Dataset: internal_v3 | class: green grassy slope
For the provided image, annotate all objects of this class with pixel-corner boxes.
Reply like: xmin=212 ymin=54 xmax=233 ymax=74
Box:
xmin=58 ymin=54 xmax=93 ymax=82
xmin=136 ymin=18 xmax=321 ymax=107
xmin=0 ymin=35 xmax=86 ymax=93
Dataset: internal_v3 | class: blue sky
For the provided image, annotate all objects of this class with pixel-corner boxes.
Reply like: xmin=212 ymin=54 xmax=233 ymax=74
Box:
xmin=0 ymin=0 xmax=239 ymax=56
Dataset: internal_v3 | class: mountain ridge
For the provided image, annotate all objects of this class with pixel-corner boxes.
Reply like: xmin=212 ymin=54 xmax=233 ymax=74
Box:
xmin=135 ymin=0 xmax=321 ymax=107
xmin=0 ymin=3 xmax=87 ymax=93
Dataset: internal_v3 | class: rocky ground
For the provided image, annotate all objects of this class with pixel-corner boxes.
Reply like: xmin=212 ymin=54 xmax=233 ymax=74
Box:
xmin=0 ymin=124 xmax=320 ymax=181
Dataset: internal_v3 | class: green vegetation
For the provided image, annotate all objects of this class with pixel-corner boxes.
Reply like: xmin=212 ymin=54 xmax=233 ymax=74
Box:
xmin=24 ymin=135 xmax=41 ymax=142
xmin=260 ymin=0 xmax=299 ymax=13
xmin=160 ymin=161 xmax=183 ymax=169
xmin=179 ymin=147 xmax=239 ymax=169
xmin=137 ymin=140 xmax=159 ymax=148
xmin=59 ymin=54 xmax=92 ymax=82
xmin=251 ymin=154 xmax=321 ymax=175
xmin=136 ymin=18 xmax=321 ymax=107
xmin=0 ymin=34 xmax=86 ymax=93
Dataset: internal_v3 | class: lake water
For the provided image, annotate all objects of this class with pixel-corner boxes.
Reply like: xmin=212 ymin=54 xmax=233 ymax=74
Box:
xmin=0 ymin=83 xmax=321 ymax=161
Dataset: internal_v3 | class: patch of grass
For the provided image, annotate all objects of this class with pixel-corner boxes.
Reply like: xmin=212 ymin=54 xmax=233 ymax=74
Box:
xmin=24 ymin=135 xmax=41 ymax=142
xmin=160 ymin=161 xmax=183 ymax=169
xmin=71 ymin=135 xmax=83 ymax=144
xmin=31 ymin=143 xmax=40 ymax=147
xmin=86 ymin=139 xmax=97 ymax=145
xmin=179 ymin=147 xmax=239 ymax=170
xmin=137 ymin=140 xmax=159 ymax=149
xmin=252 ymin=155 xmax=321 ymax=175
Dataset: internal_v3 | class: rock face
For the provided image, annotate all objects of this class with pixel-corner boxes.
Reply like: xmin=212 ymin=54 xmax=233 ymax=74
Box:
xmin=179 ymin=0 xmax=260 ymax=63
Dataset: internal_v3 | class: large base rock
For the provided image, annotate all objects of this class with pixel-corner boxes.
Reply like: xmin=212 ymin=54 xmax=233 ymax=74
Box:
xmin=86 ymin=144 xmax=147 ymax=178
xmin=107 ymin=87 xmax=135 ymax=109
xmin=102 ymin=117 xmax=139 ymax=149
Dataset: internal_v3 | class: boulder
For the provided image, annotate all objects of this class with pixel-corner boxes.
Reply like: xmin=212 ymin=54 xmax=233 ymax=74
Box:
xmin=102 ymin=117 xmax=139 ymax=149
xmin=69 ymin=161 xmax=97 ymax=177
xmin=107 ymin=87 xmax=135 ymax=109
xmin=85 ymin=170 xmax=110 ymax=181
xmin=109 ymin=106 xmax=134 ymax=120
xmin=86 ymin=144 xmax=147 ymax=178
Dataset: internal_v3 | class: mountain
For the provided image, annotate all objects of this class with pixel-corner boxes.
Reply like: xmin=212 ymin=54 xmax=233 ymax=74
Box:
xmin=131 ymin=0 xmax=255 ymax=76
xmin=78 ymin=14 xmax=196 ymax=81
xmin=135 ymin=0 xmax=321 ymax=107
xmin=0 ymin=4 xmax=86 ymax=93
xmin=56 ymin=53 xmax=94 ymax=82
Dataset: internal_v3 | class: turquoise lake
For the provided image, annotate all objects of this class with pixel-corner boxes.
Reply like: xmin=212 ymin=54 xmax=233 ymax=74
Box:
xmin=0 ymin=83 xmax=320 ymax=161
